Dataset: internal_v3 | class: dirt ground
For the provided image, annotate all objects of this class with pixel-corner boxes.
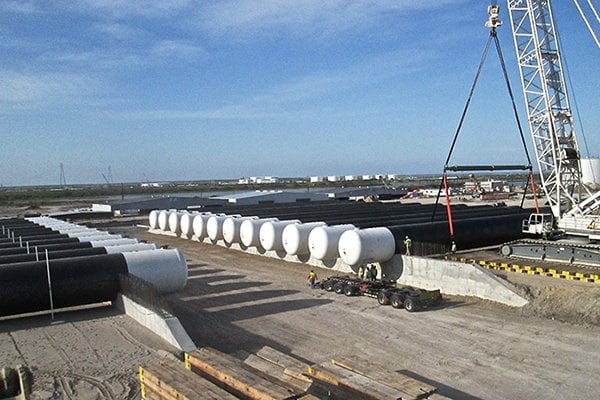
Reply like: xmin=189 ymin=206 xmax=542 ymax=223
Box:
xmin=1 ymin=206 xmax=599 ymax=399
xmin=127 ymin=227 xmax=599 ymax=400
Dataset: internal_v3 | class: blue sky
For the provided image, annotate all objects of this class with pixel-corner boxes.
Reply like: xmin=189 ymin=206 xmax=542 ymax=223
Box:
xmin=1 ymin=0 xmax=598 ymax=186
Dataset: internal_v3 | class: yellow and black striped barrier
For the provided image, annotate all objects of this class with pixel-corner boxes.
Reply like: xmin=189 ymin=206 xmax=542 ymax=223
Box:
xmin=447 ymin=256 xmax=600 ymax=285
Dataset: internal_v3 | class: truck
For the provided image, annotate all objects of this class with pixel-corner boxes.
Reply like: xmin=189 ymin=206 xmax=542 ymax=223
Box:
xmin=319 ymin=275 xmax=442 ymax=312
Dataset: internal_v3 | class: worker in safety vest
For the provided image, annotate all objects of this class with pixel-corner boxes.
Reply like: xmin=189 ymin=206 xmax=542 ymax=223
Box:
xmin=451 ymin=240 xmax=457 ymax=254
xmin=357 ymin=265 xmax=365 ymax=280
xmin=307 ymin=270 xmax=318 ymax=289
xmin=404 ymin=236 xmax=412 ymax=256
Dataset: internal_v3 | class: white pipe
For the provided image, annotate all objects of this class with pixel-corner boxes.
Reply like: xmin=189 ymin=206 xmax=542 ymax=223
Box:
xmin=122 ymin=249 xmax=187 ymax=294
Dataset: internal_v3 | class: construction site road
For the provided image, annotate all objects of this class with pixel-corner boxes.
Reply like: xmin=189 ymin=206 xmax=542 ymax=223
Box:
xmin=127 ymin=227 xmax=599 ymax=400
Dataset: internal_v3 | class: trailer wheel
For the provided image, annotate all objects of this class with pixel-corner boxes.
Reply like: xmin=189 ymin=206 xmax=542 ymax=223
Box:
xmin=390 ymin=294 xmax=403 ymax=309
xmin=334 ymin=281 xmax=345 ymax=294
xmin=324 ymin=281 xmax=335 ymax=292
xmin=344 ymin=285 xmax=359 ymax=296
xmin=404 ymin=298 xmax=417 ymax=312
xmin=377 ymin=291 xmax=390 ymax=305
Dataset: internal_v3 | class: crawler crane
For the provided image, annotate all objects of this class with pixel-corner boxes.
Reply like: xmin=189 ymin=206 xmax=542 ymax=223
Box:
xmin=498 ymin=1 xmax=600 ymax=264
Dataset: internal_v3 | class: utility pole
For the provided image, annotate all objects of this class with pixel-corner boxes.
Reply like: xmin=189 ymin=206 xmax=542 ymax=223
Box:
xmin=59 ymin=163 xmax=67 ymax=188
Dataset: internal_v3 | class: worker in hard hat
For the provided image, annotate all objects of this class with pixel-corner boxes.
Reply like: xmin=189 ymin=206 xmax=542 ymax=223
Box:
xmin=404 ymin=236 xmax=412 ymax=256
xmin=307 ymin=270 xmax=318 ymax=289
xmin=357 ymin=265 xmax=365 ymax=280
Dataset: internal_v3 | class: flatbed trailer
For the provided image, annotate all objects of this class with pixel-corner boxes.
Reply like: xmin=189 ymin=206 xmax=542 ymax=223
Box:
xmin=319 ymin=275 xmax=442 ymax=312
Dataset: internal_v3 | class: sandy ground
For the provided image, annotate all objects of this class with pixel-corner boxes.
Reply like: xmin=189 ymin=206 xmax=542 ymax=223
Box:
xmin=2 ymin=205 xmax=599 ymax=399
xmin=0 ymin=306 xmax=178 ymax=399
xmin=127 ymin=227 xmax=600 ymax=400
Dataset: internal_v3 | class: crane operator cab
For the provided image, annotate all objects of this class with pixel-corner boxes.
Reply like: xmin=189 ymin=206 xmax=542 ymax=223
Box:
xmin=522 ymin=213 xmax=554 ymax=236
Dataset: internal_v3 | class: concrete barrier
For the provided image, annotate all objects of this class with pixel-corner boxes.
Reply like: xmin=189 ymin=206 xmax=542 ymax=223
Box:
xmin=381 ymin=255 xmax=528 ymax=307
xmin=114 ymin=294 xmax=196 ymax=352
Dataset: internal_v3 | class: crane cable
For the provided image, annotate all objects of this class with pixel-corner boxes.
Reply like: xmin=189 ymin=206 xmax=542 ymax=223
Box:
xmin=433 ymin=10 xmax=536 ymax=234
xmin=572 ymin=0 xmax=600 ymax=48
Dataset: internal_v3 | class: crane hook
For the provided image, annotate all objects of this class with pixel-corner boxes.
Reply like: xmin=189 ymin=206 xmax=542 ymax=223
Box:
xmin=485 ymin=4 xmax=503 ymax=32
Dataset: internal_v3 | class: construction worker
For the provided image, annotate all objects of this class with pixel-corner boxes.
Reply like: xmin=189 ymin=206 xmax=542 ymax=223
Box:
xmin=451 ymin=241 xmax=457 ymax=254
xmin=404 ymin=236 xmax=412 ymax=256
xmin=357 ymin=265 xmax=365 ymax=280
xmin=307 ymin=270 xmax=318 ymax=289
xmin=369 ymin=264 xmax=377 ymax=282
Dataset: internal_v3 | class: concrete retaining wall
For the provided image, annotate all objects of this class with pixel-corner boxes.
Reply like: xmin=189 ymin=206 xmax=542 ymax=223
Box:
xmin=114 ymin=294 xmax=196 ymax=352
xmin=381 ymin=255 xmax=528 ymax=307
xmin=149 ymin=229 xmax=527 ymax=307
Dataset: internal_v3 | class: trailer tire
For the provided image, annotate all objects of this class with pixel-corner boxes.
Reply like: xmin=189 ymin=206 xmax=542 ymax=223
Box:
xmin=344 ymin=285 xmax=358 ymax=296
xmin=334 ymin=281 xmax=345 ymax=294
xmin=377 ymin=291 xmax=390 ymax=305
xmin=390 ymin=294 xmax=403 ymax=309
xmin=404 ymin=298 xmax=417 ymax=312
xmin=324 ymin=281 xmax=335 ymax=292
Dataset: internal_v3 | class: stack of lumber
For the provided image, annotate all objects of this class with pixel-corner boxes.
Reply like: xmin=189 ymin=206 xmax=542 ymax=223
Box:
xmin=139 ymin=358 xmax=237 ymax=400
xmin=307 ymin=356 xmax=439 ymax=400
xmin=140 ymin=346 xmax=444 ymax=399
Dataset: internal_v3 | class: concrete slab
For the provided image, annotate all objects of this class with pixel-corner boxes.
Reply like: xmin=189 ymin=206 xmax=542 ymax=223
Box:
xmin=114 ymin=294 xmax=196 ymax=352
xmin=382 ymin=255 xmax=528 ymax=307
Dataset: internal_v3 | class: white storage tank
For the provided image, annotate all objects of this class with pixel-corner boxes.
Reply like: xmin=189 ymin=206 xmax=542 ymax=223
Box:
xmin=179 ymin=212 xmax=200 ymax=239
xmin=223 ymin=216 xmax=258 ymax=245
xmin=240 ymin=218 xmax=278 ymax=248
xmin=308 ymin=224 xmax=356 ymax=260
xmin=158 ymin=210 xmax=172 ymax=231
xmin=149 ymin=210 xmax=161 ymax=230
xmin=168 ymin=210 xmax=188 ymax=235
xmin=282 ymin=222 xmax=326 ymax=256
xmin=192 ymin=213 xmax=214 ymax=239
xmin=259 ymin=220 xmax=300 ymax=251
xmin=207 ymin=215 xmax=229 ymax=242
xmin=581 ymin=158 xmax=600 ymax=186
xmin=338 ymin=227 xmax=396 ymax=267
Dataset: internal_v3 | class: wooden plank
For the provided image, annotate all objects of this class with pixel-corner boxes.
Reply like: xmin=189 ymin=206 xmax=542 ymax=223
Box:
xmin=307 ymin=363 xmax=407 ymax=400
xmin=242 ymin=353 xmax=312 ymax=393
xmin=254 ymin=346 xmax=312 ymax=382
xmin=331 ymin=356 xmax=437 ymax=399
xmin=140 ymin=359 xmax=237 ymax=400
xmin=186 ymin=347 xmax=299 ymax=400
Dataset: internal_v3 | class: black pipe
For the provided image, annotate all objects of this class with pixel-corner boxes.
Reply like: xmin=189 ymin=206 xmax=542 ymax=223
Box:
xmin=387 ymin=212 xmax=530 ymax=251
xmin=0 ymin=254 xmax=128 ymax=317
xmin=0 ymin=233 xmax=69 ymax=244
xmin=0 ymin=247 xmax=108 ymax=265
xmin=0 ymin=242 xmax=93 ymax=257
xmin=0 ymin=237 xmax=80 ymax=249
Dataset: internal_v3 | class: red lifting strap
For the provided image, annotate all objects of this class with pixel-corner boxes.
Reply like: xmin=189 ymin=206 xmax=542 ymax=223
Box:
xmin=443 ymin=173 xmax=455 ymax=237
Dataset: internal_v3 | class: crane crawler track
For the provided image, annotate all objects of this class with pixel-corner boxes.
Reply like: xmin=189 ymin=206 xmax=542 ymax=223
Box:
xmin=501 ymin=239 xmax=600 ymax=267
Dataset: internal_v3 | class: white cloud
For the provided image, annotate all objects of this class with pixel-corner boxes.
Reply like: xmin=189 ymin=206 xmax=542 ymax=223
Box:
xmin=124 ymin=46 xmax=432 ymax=120
xmin=0 ymin=1 xmax=40 ymax=14
xmin=150 ymin=40 xmax=206 ymax=59
xmin=0 ymin=71 xmax=98 ymax=110
xmin=199 ymin=0 xmax=464 ymax=38
xmin=94 ymin=22 xmax=147 ymax=40
xmin=61 ymin=0 xmax=193 ymax=18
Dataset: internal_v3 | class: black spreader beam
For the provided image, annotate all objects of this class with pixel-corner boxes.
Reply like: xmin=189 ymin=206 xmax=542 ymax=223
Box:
xmin=445 ymin=164 xmax=532 ymax=172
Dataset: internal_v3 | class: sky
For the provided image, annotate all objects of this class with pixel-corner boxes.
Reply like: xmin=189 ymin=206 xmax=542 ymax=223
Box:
xmin=1 ymin=0 xmax=599 ymax=186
